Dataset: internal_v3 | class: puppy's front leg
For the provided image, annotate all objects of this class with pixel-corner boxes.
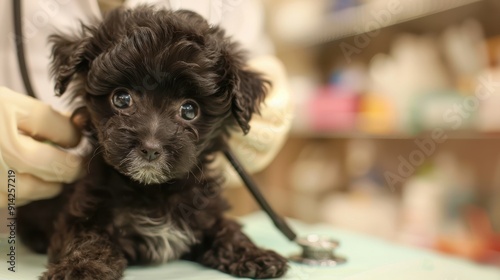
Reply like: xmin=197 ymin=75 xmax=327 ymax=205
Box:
xmin=195 ymin=218 xmax=288 ymax=279
xmin=42 ymin=225 xmax=126 ymax=280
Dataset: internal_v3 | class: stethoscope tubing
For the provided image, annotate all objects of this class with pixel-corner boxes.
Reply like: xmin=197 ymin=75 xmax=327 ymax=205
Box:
xmin=13 ymin=0 xmax=37 ymax=98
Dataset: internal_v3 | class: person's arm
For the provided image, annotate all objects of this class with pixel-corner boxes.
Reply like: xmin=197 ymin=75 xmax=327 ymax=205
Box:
xmin=227 ymin=56 xmax=292 ymax=174
xmin=0 ymin=87 xmax=83 ymax=207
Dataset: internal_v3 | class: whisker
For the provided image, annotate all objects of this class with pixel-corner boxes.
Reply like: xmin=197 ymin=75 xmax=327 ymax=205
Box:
xmin=87 ymin=145 xmax=104 ymax=173
xmin=119 ymin=151 xmax=134 ymax=167
xmin=193 ymin=162 xmax=205 ymax=183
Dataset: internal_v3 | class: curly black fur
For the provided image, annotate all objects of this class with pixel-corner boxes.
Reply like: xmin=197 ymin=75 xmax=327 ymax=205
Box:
xmin=17 ymin=5 xmax=288 ymax=280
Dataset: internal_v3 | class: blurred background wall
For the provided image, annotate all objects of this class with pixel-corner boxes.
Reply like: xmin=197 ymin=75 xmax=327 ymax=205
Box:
xmin=224 ymin=0 xmax=500 ymax=266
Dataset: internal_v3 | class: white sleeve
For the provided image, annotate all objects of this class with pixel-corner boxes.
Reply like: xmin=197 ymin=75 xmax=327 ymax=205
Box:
xmin=0 ymin=0 xmax=101 ymax=113
xmin=124 ymin=0 xmax=273 ymax=55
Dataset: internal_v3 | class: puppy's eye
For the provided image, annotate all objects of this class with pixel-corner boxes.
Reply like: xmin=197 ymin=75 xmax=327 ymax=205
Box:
xmin=179 ymin=101 xmax=199 ymax=121
xmin=112 ymin=90 xmax=132 ymax=109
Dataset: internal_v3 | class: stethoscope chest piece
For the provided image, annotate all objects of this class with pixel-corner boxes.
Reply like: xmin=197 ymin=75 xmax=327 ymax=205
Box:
xmin=290 ymin=234 xmax=347 ymax=266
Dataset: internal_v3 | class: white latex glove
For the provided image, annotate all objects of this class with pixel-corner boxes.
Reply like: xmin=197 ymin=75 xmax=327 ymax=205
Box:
xmin=228 ymin=56 xmax=292 ymax=172
xmin=0 ymin=87 xmax=82 ymax=207
xmin=221 ymin=56 xmax=293 ymax=186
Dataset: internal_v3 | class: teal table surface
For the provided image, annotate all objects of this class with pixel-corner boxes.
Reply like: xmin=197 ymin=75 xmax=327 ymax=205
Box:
xmin=1 ymin=211 xmax=499 ymax=280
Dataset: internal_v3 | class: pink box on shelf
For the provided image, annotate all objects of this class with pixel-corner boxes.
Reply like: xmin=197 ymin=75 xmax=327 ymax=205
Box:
xmin=307 ymin=86 xmax=359 ymax=132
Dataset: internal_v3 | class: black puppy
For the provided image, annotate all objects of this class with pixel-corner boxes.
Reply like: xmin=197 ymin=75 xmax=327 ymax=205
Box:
xmin=17 ymin=5 xmax=288 ymax=280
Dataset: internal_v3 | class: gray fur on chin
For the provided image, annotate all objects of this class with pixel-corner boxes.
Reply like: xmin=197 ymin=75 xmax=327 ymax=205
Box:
xmin=122 ymin=151 xmax=171 ymax=185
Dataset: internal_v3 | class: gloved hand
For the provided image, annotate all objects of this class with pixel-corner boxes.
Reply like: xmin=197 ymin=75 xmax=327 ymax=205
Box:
xmin=221 ymin=55 xmax=293 ymax=186
xmin=228 ymin=55 xmax=292 ymax=172
xmin=0 ymin=87 xmax=82 ymax=207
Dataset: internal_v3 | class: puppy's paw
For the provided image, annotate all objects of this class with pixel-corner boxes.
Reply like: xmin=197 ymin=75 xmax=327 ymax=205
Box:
xmin=205 ymin=247 xmax=288 ymax=279
xmin=231 ymin=249 xmax=288 ymax=279
xmin=40 ymin=261 xmax=122 ymax=280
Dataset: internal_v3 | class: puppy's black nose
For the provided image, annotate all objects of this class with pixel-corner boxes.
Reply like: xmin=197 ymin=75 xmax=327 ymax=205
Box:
xmin=139 ymin=142 xmax=162 ymax=162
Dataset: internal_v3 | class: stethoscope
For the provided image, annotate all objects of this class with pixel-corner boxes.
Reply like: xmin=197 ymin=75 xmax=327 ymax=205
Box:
xmin=13 ymin=0 xmax=346 ymax=266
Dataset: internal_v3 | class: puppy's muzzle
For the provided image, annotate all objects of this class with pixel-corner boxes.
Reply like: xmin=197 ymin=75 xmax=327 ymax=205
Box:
xmin=138 ymin=140 xmax=162 ymax=162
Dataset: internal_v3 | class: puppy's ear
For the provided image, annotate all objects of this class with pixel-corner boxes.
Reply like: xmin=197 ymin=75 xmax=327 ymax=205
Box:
xmin=49 ymin=33 xmax=90 ymax=96
xmin=230 ymin=68 xmax=269 ymax=134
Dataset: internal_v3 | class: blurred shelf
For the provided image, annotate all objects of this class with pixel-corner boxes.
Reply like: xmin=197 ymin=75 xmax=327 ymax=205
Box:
xmin=297 ymin=0 xmax=484 ymax=45
xmin=290 ymin=128 xmax=500 ymax=140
